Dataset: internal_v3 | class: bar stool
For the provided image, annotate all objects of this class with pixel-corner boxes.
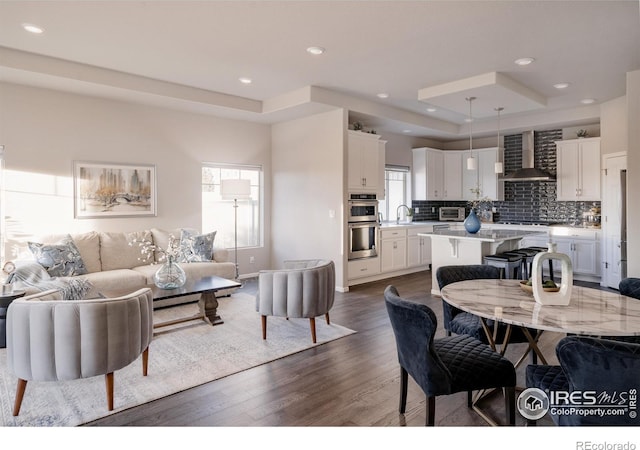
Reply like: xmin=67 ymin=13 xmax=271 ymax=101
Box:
xmin=483 ymin=252 xmax=526 ymax=279
xmin=522 ymin=246 xmax=555 ymax=282
xmin=508 ymin=248 xmax=540 ymax=280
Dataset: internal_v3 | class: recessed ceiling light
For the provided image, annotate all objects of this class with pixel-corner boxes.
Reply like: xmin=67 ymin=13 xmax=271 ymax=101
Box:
xmin=426 ymin=107 xmax=437 ymax=112
xmin=22 ymin=23 xmax=44 ymax=34
xmin=306 ymin=46 xmax=325 ymax=55
xmin=464 ymin=118 xmax=474 ymax=123
xmin=376 ymin=93 xmax=389 ymax=99
xmin=514 ymin=57 xmax=535 ymax=66
xmin=403 ymin=129 xmax=412 ymax=133
xmin=581 ymin=98 xmax=596 ymax=104
xmin=553 ymin=82 xmax=570 ymax=89
xmin=239 ymin=77 xmax=252 ymax=84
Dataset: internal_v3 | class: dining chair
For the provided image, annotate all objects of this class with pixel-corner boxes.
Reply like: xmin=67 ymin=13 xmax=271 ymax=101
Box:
xmin=587 ymin=277 xmax=640 ymax=345
xmin=436 ymin=265 xmax=538 ymax=363
xmin=526 ymin=336 xmax=640 ymax=426
xmin=384 ymin=285 xmax=516 ymax=426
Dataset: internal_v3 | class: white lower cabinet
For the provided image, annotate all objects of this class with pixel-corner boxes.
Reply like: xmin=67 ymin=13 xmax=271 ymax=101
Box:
xmin=348 ymin=257 xmax=380 ymax=280
xmin=407 ymin=226 xmax=433 ymax=268
xmin=381 ymin=228 xmax=407 ymax=273
xmin=519 ymin=233 xmax=601 ymax=278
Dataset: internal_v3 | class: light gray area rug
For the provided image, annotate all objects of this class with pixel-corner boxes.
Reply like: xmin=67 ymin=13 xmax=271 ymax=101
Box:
xmin=0 ymin=293 xmax=355 ymax=426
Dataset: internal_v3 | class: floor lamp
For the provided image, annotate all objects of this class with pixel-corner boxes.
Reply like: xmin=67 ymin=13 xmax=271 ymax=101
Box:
xmin=221 ymin=179 xmax=251 ymax=280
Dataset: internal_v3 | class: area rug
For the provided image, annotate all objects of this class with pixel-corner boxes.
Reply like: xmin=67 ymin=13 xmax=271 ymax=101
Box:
xmin=0 ymin=293 xmax=356 ymax=426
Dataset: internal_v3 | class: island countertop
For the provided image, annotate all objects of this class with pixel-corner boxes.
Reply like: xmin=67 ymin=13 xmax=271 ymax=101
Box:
xmin=417 ymin=228 xmax=545 ymax=242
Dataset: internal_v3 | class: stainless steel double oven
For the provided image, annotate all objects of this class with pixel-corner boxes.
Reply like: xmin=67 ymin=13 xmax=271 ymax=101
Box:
xmin=348 ymin=193 xmax=379 ymax=260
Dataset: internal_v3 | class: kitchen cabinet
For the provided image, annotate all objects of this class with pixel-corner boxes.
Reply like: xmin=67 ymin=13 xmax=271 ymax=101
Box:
xmin=380 ymin=228 xmax=407 ymax=273
xmin=348 ymin=130 xmax=386 ymax=196
xmin=348 ymin=256 xmax=381 ymax=280
xmin=519 ymin=231 xmax=601 ymax=278
xmin=407 ymin=226 xmax=433 ymax=268
xmin=412 ymin=148 xmax=463 ymax=200
xmin=555 ymin=137 xmax=601 ymax=201
xmin=462 ymin=147 xmax=503 ymax=201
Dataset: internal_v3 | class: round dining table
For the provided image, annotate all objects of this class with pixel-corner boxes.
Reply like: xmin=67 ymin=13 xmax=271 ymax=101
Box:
xmin=440 ymin=279 xmax=640 ymax=365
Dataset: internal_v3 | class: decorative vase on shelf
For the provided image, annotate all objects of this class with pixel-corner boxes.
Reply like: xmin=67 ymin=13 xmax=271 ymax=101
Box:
xmin=153 ymin=256 xmax=186 ymax=289
xmin=463 ymin=209 xmax=481 ymax=234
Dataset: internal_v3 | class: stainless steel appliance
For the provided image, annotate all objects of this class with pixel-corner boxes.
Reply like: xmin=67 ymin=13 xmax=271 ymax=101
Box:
xmin=348 ymin=193 xmax=379 ymax=222
xmin=348 ymin=193 xmax=378 ymax=260
xmin=438 ymin=207 xmax=465 ymax=222
xmin=621 ymin=169 xmax=627 ymax=279
xmin=348 ymin=222 xmax=378 ymax=260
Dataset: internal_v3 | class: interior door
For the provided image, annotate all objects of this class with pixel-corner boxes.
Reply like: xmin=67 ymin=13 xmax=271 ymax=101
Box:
xmin=602 ymin=154 xmax=627 ymax=289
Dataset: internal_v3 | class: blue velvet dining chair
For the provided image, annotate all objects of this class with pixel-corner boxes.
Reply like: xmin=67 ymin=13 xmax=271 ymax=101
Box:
xmin=384 ymin=285 xmax=516 ymax=426
xmin=589 ymin=277 xmax=640 ymax=345
xmin=526 ymin=336 xmax=640 ymax=426
xmin=436 ymin=265 xmax=538 ymax=362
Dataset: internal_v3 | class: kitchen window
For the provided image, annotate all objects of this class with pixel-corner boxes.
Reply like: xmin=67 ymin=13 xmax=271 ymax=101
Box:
xmin=379 ymin=165 xmax=410 ymax=221
xmin=202 ymin=163 xmax=263 ymax=249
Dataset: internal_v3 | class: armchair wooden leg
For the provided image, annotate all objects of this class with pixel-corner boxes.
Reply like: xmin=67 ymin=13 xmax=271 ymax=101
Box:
xmin=105 ymin=372 xmax=114 ymax=411
xmin=261 ymin=315 xmax=267 ymax=340
xmin=142 ymin=347 xmax=149 ymax=376
xmin=467 ymin=390 xmax=473 ymax=407
xmin=325 ymin=312 xmax=330 ymax=325
xmin=426 ymin=396 xmax=436 ymax=426
xmin=13 ymin=378 xmax=27 ymax=416
xmin=309 ymin=317 xmax=317 ymax=343
xmin=399 ymin=367 xmax=408 ymax=414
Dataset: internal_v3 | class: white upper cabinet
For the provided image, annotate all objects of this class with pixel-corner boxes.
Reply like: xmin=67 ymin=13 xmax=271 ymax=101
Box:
xmin=412 ymin=148 xmax=463 ymax=200
xmin=556 ymin=137 xmax=601 ymax=201
xmin=348 ymin=131 xmax=386 ymax=196
xmin=462 ymin=147 xmax=503 ymax=201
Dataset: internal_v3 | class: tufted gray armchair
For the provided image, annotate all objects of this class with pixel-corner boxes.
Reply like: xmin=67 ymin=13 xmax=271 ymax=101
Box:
xmin=6 ymin=287 xmax=154 ymax=416
xmin=256 ymin=259 xmax=335 ymax=343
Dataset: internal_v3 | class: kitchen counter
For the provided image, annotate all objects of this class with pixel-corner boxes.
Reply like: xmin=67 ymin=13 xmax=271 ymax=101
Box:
xmin=419 ymin=228 xmax=546 ymax=296
xmin=421 ymin=228 xmax=545 ymax=242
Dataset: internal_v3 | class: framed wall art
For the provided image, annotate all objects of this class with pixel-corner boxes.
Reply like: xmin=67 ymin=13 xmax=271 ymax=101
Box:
xmin=73 ymin=161 xmax=157 ymax=218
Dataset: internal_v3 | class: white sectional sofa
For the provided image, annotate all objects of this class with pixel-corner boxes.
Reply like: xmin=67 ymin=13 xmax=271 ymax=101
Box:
xmin=8 ymin=228 xmax=237 ymax=307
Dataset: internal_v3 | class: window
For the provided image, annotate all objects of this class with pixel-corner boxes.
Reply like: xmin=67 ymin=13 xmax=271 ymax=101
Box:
xmin=202 ymin=164 xmax=262 ymax=249
xmin=379 ymin=166 xmax=410 ymax=221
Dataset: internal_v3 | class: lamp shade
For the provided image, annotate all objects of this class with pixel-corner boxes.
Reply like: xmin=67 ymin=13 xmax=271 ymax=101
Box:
xmin=221 ymin=179 xmax=251 ymax=200
xmin=466 ymin=156 xmax=477 ymax=171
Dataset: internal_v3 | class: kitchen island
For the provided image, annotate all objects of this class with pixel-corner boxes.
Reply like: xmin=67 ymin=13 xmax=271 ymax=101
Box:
xmin=418 ymin=228 xmax=546 ymax=295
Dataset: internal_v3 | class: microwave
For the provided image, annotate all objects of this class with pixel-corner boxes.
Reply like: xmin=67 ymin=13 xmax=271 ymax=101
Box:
xmin=439 ymin=207 xmax=465 ymax=222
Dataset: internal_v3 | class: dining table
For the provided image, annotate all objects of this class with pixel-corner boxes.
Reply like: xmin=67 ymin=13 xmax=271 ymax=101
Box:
xmin=440 ymin=279 xmax=640 ymax=366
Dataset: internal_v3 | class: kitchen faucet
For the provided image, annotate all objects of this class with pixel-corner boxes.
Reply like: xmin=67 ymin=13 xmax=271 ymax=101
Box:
xmin=396 ymin=204 xmax=411 ymax=223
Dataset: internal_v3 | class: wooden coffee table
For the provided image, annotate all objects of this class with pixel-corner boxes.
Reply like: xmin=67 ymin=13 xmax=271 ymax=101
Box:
xmin=103 ymin=275 xmax=241 ymax=330
xmin=151 ymin=275 xmax=241 ymax=329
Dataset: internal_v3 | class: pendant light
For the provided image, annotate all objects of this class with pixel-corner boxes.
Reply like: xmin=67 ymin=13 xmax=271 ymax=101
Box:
xmin=494 ymin=107 xmax=504 ymax=174
xmin=466 ymin=96 xmax=477 ymax=170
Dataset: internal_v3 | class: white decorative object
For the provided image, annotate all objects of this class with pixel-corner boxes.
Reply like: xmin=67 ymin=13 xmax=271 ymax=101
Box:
xmin=531 ymin=243 xmax=573 ymax=306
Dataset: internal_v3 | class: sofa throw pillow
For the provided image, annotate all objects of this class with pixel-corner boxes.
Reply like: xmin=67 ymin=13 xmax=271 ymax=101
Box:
xmin=179 ymin=229 xmax=216 ymax=262
xmin=28 ymin=235 xmax=89 ymax=277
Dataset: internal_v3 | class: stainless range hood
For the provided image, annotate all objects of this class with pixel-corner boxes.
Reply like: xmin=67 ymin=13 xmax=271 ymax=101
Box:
xmin=501 ymin=130 xmax=555 ymax=182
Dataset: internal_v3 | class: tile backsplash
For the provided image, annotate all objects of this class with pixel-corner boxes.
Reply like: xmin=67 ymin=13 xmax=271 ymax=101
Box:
xmin=412 ymin=129 xmax=600 ymax=225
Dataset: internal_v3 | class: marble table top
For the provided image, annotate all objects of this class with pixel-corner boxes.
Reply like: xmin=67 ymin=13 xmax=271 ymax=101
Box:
xmin=418 ymin=228 xmax=545 ymax=242
xmin=440 ymin=279 xmax=640 ymax=336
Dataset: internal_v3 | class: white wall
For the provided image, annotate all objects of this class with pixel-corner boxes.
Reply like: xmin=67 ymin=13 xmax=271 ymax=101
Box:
xmin=0 ymin=82 xmax=272 ymax=275
xmin=271 ymin=108 xmax=346 ymax=287
xmin=626 ymin=70 xmax=640 ymax=277
xmin=600 ymin=96 xmax=628 ymax=155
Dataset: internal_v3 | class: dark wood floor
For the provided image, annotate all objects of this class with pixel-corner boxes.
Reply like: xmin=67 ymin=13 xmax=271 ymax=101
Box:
xmin=86 ymin=270 xmax=580 ymax=428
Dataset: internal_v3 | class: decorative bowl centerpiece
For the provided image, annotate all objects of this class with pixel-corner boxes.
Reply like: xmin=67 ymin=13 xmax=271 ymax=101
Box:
xmin=519 ymin=280 xmax=560 ymax=294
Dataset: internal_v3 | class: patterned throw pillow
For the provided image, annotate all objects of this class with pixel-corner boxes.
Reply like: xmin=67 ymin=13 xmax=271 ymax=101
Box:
xmin=179 ymin=229 xmax=216 ymax=263
xmin=28 ymin=235 xmax=89 ymax=277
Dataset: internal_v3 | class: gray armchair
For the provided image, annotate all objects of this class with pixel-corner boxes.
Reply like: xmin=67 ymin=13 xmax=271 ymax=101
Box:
xmin=6 ymin=287 xmax=153 ymax=416
xmin=256 ymin=259 xmax=335 ymax=343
